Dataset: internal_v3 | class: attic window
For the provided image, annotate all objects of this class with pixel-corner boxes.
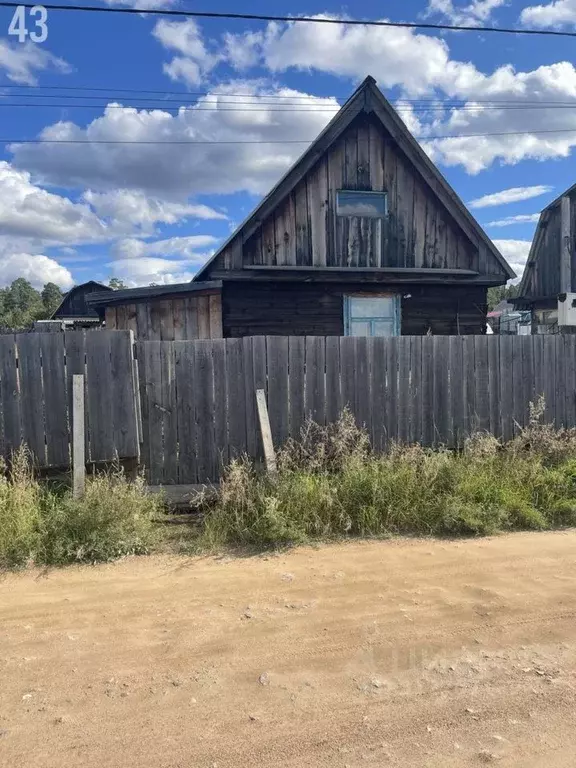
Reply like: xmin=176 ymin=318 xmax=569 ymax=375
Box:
xmin=336 ymin=190 xmax=387 ymax=218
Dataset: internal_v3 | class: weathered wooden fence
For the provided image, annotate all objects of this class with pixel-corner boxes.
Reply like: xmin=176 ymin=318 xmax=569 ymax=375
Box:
xmin=0 ymin=330 xmax=139 ymax=467
xmin=137 ymin=335 xmax=576 ymax=485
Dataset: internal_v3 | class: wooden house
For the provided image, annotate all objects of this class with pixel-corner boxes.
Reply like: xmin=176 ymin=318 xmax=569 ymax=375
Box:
xmin=48 ymin=280 xmax=112 ymax=329
xmin=88 ymin=76 xmax=514 ymax=339
xmin=513 ymin=184 xmax=576 ymax=334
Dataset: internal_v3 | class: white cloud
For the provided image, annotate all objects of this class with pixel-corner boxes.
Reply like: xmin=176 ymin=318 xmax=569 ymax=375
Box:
xmin=520 ymin=0 xmax=576 ymax=27
xmin=219 ymin=17 xmax=576 ymax=171
xmin=103 ymin=0 xmax=175 ymax=7
xmin=486 ymin=213 xmax=541 ymax=227
xmin=0 ymin=161 xmax=108 ymax=244
xmin=153 ymin=19 xmax=220 ymax=85
xmin=426 ymin=0 xmax=507 ymax=25
xmin=469 ymin=185 xmax=553 ymax=208
xmin=0 ymin=40 xmax=69 ymax=85
xmin=83 ymin=189 xmax=226 ymax=230
xmin=10 ymin=87 xmax=339 ymax=197
xmin=493 ymin=239 xmax=532 ymax=278
xmin=0 ymin=252 xmax=73 ymax=290
xmin=108 ymin=257 xmax=198 ymax=287
xmin=113 ymin=235 xmax=218 ymax=260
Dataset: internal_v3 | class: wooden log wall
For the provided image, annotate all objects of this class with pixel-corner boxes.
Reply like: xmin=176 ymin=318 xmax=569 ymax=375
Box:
xmin=137 ymin=334 xmax=576 ymax=485
xmin=0 ymin=330 xmax=139 ymax=468
xmin=215 ymin=115 xmax=506 ymax=278
xmin=105 ymin=292 xmax=223 ymax=341
xmin=222 ymin=282 xmax=487 ymax=337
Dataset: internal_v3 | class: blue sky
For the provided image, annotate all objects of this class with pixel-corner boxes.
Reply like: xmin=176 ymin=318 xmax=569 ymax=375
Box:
xmin=1 ymin=0 xmax=576 ymax=289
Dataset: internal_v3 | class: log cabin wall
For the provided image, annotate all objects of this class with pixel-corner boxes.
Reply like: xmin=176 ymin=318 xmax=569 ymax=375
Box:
xmin=105 ymin=292 xmax=223 ymax=340
xmin=222 ymin=282 xmax=487 ymax=337
xmin=214 ymin=114 xmax=489 ymax=276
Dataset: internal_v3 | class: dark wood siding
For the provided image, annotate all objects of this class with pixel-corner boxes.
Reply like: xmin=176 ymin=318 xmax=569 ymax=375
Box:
xmin=222 ymin=282 xmax=487 ymax=337
xmin=106 ymin=292 xmax=223 ymax=340
xmin=54 ymin=282 xmax=110 ymax=318
xmin=213 ymin=114 xmax=502 ymax=279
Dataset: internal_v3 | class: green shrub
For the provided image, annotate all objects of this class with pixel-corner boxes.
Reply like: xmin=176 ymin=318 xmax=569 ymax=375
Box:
xmin=199 ymin=408 xmax=576 ymax=551
xmin=0 ymin=451 xmax=162 ymax=569
xmin=0 ymin=450 xmax=43 ymax=568
xmin=39 ymin=473 xmax=162 ymax=565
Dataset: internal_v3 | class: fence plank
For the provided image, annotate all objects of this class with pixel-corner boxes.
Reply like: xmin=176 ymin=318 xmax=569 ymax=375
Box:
xmin=40 ymin=333 xmax=68 ymax=467
xmin=110 ymin=331 xmax=139 ymax=460
xmin=396 ymin=337 xmax=410 ymax=443
xmin=462 ymin=335 xmax=476 ymax=437
xmin=385 ymin=337 xmax=399 ymax=443
xmin=288 ymin=336 xmax=306 ymax=438
xmin=85 ymin=331 xmax=115 ymax=463
xmin=487 ymin=336 xmax=500 ymax=437
xmin=267 ymin=336 xmax=290 ymax=447
xmin=473 ymin=335 xmax=489 ymax=435
xmin=173 ymin=341 xmax=198 ymax=484
xmin=305 ymin=336 xmax=326 ymax=425
xmin=0 ymin=335 xmax=21 ymax=456
xmin=325 ymin=336 xmax=341 ymax=425
xmin=370 ymin=338 xmax=387 ymax=449
xmin=339 ymin=337 xmax=356 ymax=416
xmin=449 ymin=335 xmax=465 ymax=446
xmin=409 ymin=336 xmax=423 ymax=444
xmin=420 ymin=337 xmax=433 ymax=446
xmin=139 ymin=341 xmax=164 ymax=484
xmin=64 ymin=331 xmax=89 ymax=459
xmin=354 ymin=336 xmax=371 ymax=434
xmin=17 ymin=334 xmax=46 ymax=465
xmin=160 ymin=341 xmax=178 ymax=484
xmin=225 ymin=338 xmax=248 ymax=458
xmin=211 ymin=339 xmax=228 ymax=473
xmin=542 ymin=335 xmax=557 ymax=426
xmin=194 ymin=341 xmax=217 ymax=482
xmin=432 ymin=335 xmax=450 ymax=444
xmin=242 ymin=337 xmax=258 ymax=460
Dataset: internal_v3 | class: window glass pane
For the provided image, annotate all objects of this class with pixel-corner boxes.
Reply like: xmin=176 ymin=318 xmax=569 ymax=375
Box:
xmin=349 ymin=297 xmax=395 ymax=319
xmin=372 ymin=320 xmax=395 ymax=337
xmin=337 ymin=190 xmax=387 ymax=217
xmin=350 ymin=320 xmax=371 ymax=336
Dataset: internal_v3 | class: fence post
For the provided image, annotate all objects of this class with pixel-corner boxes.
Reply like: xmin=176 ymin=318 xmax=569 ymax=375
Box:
xmin=72 ymin=374 xmax=85 ymax=498
xmin=256 ymin=388 xmax=277 ymax=477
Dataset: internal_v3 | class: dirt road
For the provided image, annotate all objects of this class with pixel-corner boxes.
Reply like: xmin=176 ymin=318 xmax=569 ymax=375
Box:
xmin=2 ymin=532 xmax=576 ymax=767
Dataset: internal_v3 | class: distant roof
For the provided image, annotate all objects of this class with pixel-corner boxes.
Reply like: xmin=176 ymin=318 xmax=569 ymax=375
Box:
xmin=86 ymin=280 xmax=222 ymax=309
xmin=51 ymin=280 xmax=112 ymax=319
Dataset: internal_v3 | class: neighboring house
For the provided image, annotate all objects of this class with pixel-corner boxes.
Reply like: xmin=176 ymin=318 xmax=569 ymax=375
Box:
xmin=87 ymin=76 xmax=514 ymax=340
xmin=487 ymin=300 xmax=531 ymax=335
xmin=513 ymin=184 xmax=576 ymax=334
xmin=40 ymin=281 xmax=112 ymax=330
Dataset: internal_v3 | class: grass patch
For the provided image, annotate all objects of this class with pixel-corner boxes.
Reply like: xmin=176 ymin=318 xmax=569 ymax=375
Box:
xmin=198 ymin=404 xmax=576 ymax=550
xmin=0 ymin=451 xmax=162 ymax=569
xmin=3 ymin=397 xmax=576 ymax=568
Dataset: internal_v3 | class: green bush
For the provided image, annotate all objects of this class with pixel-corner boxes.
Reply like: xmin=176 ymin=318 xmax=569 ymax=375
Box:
xmin=0 ymin=451 xmax=162 ymax=569
xmin=199 ymin=408 xmax=576 ymax=551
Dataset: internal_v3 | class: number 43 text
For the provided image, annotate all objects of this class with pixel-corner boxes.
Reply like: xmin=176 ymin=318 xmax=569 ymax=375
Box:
xmin=8 ymin=5 xmax=48 ymax=43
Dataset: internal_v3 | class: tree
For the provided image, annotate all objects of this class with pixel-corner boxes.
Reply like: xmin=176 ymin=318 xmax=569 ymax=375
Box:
xmin=0 ymin=279 xmax=65 ymax=330
xmin=41 ymin=282 xmax=63 ymax=316
xmin=487 ymin=283 xmax=519 ymax=311
xmin=109 ymin=277 xmax=127 ymax=290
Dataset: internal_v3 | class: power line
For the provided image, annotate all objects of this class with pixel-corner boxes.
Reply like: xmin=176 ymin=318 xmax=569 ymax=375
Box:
xmin=0 ymin=2 xmax=574 ymax=38
xmin=4 ymin=100 xmax=576 ymax=115
xmin=6 ymin=127 xmax=576 ymax=144
xmin=5 ymin=85 xmax=576 ymax=109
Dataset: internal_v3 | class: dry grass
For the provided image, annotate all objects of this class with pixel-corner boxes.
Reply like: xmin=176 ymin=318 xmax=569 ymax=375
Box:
xmin=198 ymin=405 xmax=576 ymax=550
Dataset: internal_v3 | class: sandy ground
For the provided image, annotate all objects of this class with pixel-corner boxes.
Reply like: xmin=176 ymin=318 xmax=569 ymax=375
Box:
xmin=2 ymin=533 xmax=576 ymax=768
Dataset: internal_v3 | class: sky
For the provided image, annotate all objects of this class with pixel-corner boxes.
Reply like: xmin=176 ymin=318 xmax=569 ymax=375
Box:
xmin=1 ymin=0 xmax=576 ymax=290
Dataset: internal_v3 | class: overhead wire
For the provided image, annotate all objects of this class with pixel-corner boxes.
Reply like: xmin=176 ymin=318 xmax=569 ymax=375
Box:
xmin=0 ymin=2 xmax=575 ymax=38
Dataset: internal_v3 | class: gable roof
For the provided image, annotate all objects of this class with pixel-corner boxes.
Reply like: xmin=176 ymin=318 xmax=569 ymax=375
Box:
xmin=516 ymin=182 xmax=575 ymax=299
xmin=51 ymin=280 xmax=111 ymax=319
xmin=194 ymin=75 xmax=514 ymax=282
